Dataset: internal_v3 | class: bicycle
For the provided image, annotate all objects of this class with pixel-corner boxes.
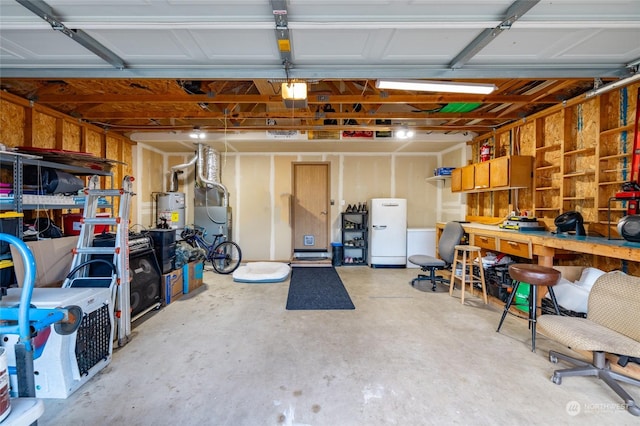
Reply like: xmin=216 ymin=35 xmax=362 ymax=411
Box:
xmin=180 ymin=225 xmax=242 ymax=274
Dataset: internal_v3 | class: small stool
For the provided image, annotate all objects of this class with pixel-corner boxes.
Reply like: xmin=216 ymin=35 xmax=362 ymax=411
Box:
xmin=450 ymin=245 xmax=487 ymax=305
xmin=496 ymin=263 xmax=562 ymax=352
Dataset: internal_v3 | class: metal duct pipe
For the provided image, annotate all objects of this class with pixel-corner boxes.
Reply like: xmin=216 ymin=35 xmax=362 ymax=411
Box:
xmin=169 ymin=152 xmax=198 ymax=192
xmin=205 ymin=145 xmax=218 ymax=182
xmin=197 ymin=143 xmax=229 ymax=206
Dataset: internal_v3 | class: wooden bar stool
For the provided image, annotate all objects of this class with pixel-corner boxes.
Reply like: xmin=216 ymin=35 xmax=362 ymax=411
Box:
xmin=450 ymin=245 xmax=488 ymax=305
xmin=496 ymin=263 xmax=562 ymax=352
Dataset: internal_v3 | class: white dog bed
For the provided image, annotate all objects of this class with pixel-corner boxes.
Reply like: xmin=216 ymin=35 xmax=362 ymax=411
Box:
xmin=232 ymin=262 xmax=291 ymax=283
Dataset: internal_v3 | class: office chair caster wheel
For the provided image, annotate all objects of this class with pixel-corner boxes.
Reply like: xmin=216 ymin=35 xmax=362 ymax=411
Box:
xmin=628 ymin=403 xmax=640 ymax=416
xmin=431 ymin=285 xmax=437 ymax=292
xmin=551 ymin=374 xmax=562 ymax=385
xmin=549 ymin=354 xmax=558 ymax=363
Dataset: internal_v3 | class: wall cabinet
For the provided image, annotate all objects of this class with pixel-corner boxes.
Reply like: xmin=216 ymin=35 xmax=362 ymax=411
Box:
xmin=474 ymin=161 xmax=490 ymax=189
xmin=451 ymin=168 xmax=462 ymax=192
xmin=451 ymin=155 xmax=533 ymax=193
xmin=461 ymin=165 xmax=475 ymax=191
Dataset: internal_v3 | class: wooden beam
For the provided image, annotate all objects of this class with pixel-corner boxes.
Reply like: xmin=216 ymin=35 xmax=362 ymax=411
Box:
xmin=118 ymin=123 xmax=492 ymax=132
xmin=80 ymin=110 xmax=520 ymax=121
xmin=35 ymin=93 xmax=556 ymax=105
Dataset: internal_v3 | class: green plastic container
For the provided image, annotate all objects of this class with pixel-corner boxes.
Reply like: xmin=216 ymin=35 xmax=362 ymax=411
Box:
xmin=513 ymin=282 xmax=530 ymax=313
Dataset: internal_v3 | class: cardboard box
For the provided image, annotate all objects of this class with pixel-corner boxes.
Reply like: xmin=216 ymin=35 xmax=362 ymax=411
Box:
xmin=183 ymin=261 xmax=204 ymax=294
xmin=10 ymin=236 xmax=78 ymax=287
xmin=162 ymin=268 xmax=183 ymax=305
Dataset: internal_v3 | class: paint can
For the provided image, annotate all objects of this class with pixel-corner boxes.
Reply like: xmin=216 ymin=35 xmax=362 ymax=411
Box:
xmin=0 ymin=347 xmax=11 ymax=422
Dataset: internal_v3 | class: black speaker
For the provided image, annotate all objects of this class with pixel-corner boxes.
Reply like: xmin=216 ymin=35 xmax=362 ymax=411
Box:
xmin=129 ymin=248 xmax=162 ymax=317
xmin=148 ymin=229 xmax=176 ymax=274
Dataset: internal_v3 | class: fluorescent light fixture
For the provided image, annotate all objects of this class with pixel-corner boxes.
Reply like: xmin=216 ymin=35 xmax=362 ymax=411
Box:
xmin=376 ymin=79 xmax=497 ymax=95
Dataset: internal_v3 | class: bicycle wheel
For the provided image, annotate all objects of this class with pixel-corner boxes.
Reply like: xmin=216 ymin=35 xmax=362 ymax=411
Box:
xmin=209 ymin=241 xmax=242 ymax=274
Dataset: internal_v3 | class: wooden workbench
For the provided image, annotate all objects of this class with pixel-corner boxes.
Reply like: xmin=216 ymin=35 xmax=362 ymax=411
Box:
xmin=436 ymin=222 xmax=640 ymax=268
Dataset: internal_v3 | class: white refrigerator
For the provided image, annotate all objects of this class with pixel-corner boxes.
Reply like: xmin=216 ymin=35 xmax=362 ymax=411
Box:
xmin=368 ymin=198 xmax=407 ymax=267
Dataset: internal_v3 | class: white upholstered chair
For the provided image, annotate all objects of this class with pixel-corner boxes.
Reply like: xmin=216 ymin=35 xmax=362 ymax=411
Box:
xmin=537 ymin=271 xmax=640 ymax=416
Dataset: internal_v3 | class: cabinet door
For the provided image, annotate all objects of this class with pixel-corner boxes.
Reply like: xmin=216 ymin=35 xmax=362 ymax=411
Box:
xmin=461 ymin=165 xmax=475 ymax=191
xmin=508 ymin=155 xmax=533 ymax=188
xmin=489 ymin=156 xmax=510 ymax=188
xmin=451 ymin=168 xmax=462 ymax=192
xmin=474 ymin=161 xmax=490 ymax=189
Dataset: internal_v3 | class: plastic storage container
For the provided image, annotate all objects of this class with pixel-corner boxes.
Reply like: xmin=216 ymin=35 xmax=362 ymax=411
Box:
xmin=331 ymin=242 xmax=343 ymax=267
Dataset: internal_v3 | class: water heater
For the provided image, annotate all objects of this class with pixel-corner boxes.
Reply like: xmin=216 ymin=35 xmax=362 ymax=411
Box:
xmin=157 ymin=192 xmax=185 ymax=233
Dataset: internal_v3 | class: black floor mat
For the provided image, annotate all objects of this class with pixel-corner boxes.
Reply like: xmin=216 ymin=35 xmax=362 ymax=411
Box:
xmin=286 ymin=267 xmax=355 ymax=310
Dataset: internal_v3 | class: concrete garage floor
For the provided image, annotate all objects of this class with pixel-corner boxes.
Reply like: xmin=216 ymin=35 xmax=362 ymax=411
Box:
xmin=39 ymin=266 xmax=639 ymax=425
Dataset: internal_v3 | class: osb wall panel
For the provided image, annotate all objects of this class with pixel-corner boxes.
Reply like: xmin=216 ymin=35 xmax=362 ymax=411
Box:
xmin=2 ymin=92 xmax=155 ymax=231
xmin=106 ymin=134 xmax=134 ymax=189
xmin=629 ymin=85 xmax=639 ymax=125
xmin=564 ymin=101 xmax=598 ymax=151
xmin=494 ymin=191 xmax=509 ymax=217
xmin=537 ymin=145 xmax=562 ymax=169
xmin=467 ymin=193 xmax=479 ymax=216
xmin=579 ymin=99 xmax=599 ymax=149
xmin=62 ymin=120 xmax=81 ymax=152
xmin=599 ymin=131 xmax=628 ymax=159
xmin=544 ymin=110 xmax=564 ymax=146
xmin=85 ymin=130 xmax=103 ymax=156
xmin=600 ymin=91 xmax=621 ymax=130
xmin=33 ymin=111 xmax=56 ymax=148
xmin=105 ymin=138 xmax=120 ymax=165
xmin=138 ymin=148 xmax=164 ymax=228
xmin=496 ymin=132 xmax=511 ymax=157
xmin=121 ymin=139 xmax=133 ymax=177
xmin=599 ymin=83 xmax=638 ymax=132
xmin=517 ymin=122 xmax=536 ymax=156
xmin=601 ymin=138 xmax=634 ymax=196
xmin=516 ymin=186 xmax=533 ymax=215
xmin=0 ymin=99 xmax=25 ymax=147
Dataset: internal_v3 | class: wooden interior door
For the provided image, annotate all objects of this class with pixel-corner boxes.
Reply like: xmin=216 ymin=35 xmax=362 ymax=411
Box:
xmin=292 ymin=162 xmax=330 ymax=252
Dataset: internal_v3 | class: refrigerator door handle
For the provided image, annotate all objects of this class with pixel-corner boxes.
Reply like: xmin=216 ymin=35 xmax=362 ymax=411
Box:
xmin=372 ymin=225 xmax=387 ymax=230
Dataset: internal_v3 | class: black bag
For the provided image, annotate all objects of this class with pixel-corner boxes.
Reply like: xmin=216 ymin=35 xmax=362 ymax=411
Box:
xmin=24 ymin=167 xmax=85 ymax=194
xmin=42 ymin=169 xmax=84 ymax=194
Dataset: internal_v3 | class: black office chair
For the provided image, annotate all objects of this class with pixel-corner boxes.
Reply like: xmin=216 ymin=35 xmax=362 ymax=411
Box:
xmin=408 ymin=221 xmax=465 ymax=291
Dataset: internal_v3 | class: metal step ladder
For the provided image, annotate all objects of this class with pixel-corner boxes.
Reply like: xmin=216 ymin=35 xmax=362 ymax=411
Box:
xmin=62 ymin=175 xmax=135 ymax=347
